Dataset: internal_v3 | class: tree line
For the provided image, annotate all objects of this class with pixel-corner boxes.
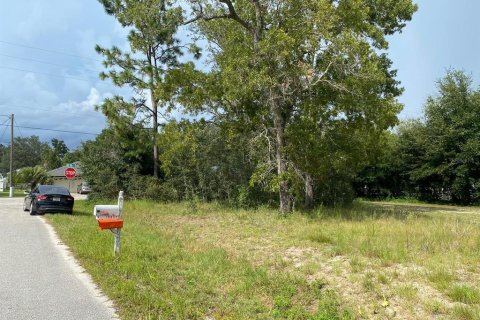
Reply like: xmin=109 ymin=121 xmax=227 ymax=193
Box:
xmin=82 ymin=69 xmax=480 ymax=207
xmin=86 ymin=0 xmax=418 ymax=212
xmin=356 ymin=70 xmax=480 ymax=205
xmin=11 ymin=2 xmax=480 ymax=208
xmin=0 ymin=137 xmax=81 ymax=188
xmin=5 ymin=70 xmax=479 ymax=207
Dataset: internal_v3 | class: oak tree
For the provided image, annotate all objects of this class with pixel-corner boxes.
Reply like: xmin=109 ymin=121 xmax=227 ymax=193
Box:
xmin=181 ymin=0 xmax=417 ymax=211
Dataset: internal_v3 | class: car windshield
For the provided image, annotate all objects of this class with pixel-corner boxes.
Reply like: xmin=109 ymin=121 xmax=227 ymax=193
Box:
xmin=38 ymin=186 xmax=70 ymax=195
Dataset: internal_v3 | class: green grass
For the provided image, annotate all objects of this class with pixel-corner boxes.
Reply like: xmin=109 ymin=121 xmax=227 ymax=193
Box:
xmin=361 ymin=197 xmax=424 ymax=204
xmin=452 ymin=305 xmax=480 ymax=320
xmin=395 ymin=284 xmax=418 ymax=301
xmin=304 ymin=202 xmax=480 ymax=268
xmin=448 ymin=285 xmax=480 ymax=304
xmin=428 ymin=269 xmax=457 ymax=290
xmin=47 ymin=201 xmax=351 ymax=320
xmin=0 ymin=189 xmax=26 ymax=197
xmin=45 ymin=200 xmax=480 ymax=319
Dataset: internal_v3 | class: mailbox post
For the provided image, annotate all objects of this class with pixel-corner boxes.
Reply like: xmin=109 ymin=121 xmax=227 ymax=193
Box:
xmin=94 ymin=191 xmax=124 ymax=256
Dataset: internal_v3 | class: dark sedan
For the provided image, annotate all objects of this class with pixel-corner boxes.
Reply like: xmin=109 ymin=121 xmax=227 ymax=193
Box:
xmin=23 ymin=185 xmax=74 ymax=215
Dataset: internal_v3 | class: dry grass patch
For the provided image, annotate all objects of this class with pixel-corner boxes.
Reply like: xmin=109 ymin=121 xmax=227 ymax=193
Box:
xmin=46 ymin=200 xmax=480 ymax=319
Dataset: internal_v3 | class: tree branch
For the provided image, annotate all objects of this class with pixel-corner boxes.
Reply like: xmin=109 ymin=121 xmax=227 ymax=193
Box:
xmin=184 ymin=0 xmax=252 ymax=32
xmin=104 ymin=54 xmax=145 ymax=87
xmin=219 ymin=0 xmax=251 ymax=30
xmin=251 ymin=0 xmax=263 ymax=44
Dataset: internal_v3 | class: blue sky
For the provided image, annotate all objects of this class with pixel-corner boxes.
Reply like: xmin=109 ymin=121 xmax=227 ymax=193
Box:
xmin=0 ymin=0 xmax=478 ymax=148
xmin=388 ymin=0 xmax=480 ymax=119
xmin=0 ymin=0 xmax=127 ymax=149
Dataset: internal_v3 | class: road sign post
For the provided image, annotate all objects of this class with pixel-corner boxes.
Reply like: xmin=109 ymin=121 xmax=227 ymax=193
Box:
xmin=64 ymin=167 xmax=77 ymax=179
xmin=64 ymin=167 xmax=77 ymax=193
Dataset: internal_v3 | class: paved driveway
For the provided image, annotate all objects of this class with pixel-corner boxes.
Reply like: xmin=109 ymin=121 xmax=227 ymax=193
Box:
xmin=0 ymin=197 xmax=117 ymax=320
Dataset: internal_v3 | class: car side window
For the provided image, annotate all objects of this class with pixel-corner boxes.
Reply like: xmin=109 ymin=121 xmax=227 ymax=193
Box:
xmin=32 ymin=188 xmax=38 ymax=194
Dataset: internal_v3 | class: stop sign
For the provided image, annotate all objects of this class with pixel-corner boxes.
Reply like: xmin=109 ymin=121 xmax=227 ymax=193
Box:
xmin=64 ymin=167 xmax=77 ymax=180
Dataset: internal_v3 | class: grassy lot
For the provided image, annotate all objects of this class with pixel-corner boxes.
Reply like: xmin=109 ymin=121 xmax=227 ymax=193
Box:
xmin=0 ymin=189 xmax=27 ymax=197
xmin=46 ymin=200 xmax=480 ymax=319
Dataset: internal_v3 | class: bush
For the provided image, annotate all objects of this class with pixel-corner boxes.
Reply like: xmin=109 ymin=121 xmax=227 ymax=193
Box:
xmin=317 ymin=175 xmax=355 ymax=207
xmin=127 ymin=175 xmax=179 ymax=201
xmin=234 ymin=185 xmax=276 ymax=208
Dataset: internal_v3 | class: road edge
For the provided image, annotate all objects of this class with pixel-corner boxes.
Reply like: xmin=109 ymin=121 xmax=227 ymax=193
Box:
xmin=40 ymin=217 xmax=119 ymax=320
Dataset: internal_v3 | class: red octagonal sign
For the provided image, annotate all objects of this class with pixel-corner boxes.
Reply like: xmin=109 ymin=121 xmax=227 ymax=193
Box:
xmin=64 ymin=167 xmax=77 ymax=180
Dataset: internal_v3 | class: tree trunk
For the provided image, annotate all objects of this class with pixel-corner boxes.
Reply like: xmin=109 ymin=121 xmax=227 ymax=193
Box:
xmin=148 ymin=47 xmax=159 ymax=179
xmin=305 ymin=173 xmax=314 ymax=209
xmin=151 ymin=90 xmax=159 ymax=179
xmin=271 ymin=92 xmax=291 ymax=213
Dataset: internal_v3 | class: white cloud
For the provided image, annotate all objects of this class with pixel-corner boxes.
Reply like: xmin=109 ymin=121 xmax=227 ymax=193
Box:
xmin=85 ymin=88 xmax=100 ymax=110
xmin=0 ymin=0 xmax=133 ymax=148
xmin=0 ymin=0 xmax=191 ymax=148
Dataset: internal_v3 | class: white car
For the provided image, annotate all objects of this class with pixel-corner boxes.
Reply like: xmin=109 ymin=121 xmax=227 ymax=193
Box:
xmin=76 ymin=182 xmax=92 ymax=194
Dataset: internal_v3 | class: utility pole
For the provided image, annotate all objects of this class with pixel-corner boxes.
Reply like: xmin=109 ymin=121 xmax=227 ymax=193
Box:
xmin=9 ymin=114 xmax=13 ymax=198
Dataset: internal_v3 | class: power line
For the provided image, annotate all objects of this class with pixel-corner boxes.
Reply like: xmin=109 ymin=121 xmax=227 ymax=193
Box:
xmin=0 ymin=53 xmax=101 ymax=73
xmin=0 ymin=40 xmax=102 ymax=62
xmin=0 ymin=103 xmax=103 ymax=120
xmin=0 ymin=66 xmax=94 ymax=82
xmin=16 ymin=125 xmax=99 ymax=136
xmin=0 ymin=119 xmax=9 ymax=144
xmin=13 ymin=118 xmax=25 ymax=139
xmin=0 ymin=123 xmax=99 ymax=136
xmin=0 ymin=103 xmax=98 ymax=113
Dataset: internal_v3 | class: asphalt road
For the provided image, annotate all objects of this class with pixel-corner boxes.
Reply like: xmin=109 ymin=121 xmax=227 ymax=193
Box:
xmin=0 ymin=197 xmax=117 ymax=320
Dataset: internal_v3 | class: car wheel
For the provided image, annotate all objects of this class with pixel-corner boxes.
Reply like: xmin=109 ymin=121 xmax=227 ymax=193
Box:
xmin=67 ymin=210 xmax=73 ymax=215
xmin=29 ymin=202 xmax=37 ymax=216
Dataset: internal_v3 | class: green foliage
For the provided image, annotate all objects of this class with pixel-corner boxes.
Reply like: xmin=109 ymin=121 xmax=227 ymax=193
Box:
xmin=127 ymin=175 xmax=179 ymax=201
xmin=96 ymin=0 xmax=188 ymax=177
xmin=41 ymin=148 xmax=62 ymax=170
xmin=51 ymin=138 xmax=69 ymax=158
xmin=177 ymin=0 xmax=416 ymax=210
xmin=41 ymin=138 xmax=70 ymax=170
xmin=79 ymin=121 xmax=271 ymax=205
xmin=355 ymin=126 xmax=421 ymax=199
xmin=16 ymin=165 xmax=53 ymax=190
xmin=416 ymin=70 xmax=480 ymax=203
xmin=91 ymin=0 xmax=418 ymax=210
xmin=79 ymin=127 xmax=153 ymax=199
xmin=158 ymin=120 xmax=262 ymax=205
xmin=0 ymin=136 xmax=75 ymax=176
xmin=63 ymin=148 xmax=83 ymax=165
xmin=358 ymin=70 xmax=480 ymax=204
xmin=0 ymin=136 xmax=48 ymax=174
